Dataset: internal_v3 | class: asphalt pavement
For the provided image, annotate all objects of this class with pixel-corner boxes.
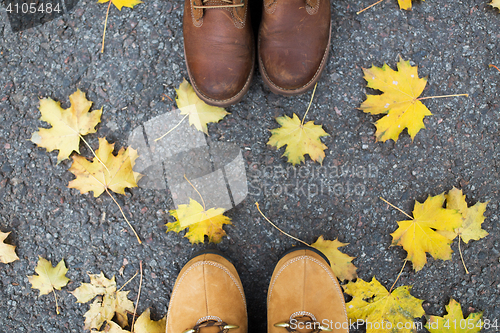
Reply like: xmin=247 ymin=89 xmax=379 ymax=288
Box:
xmin=0 ymin=0 xmax=499 ymax=332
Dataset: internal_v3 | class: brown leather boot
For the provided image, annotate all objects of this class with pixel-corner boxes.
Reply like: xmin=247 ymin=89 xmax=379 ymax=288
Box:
xmin=166 ymin=252 xmax=247 ymax=333
xmin=183 ymin=0 xmax=254 ymax=107
xmin=258 ymin=0 xmax=331 ymax=96
xmin=267 ymin=248 xmax=348 ymax=333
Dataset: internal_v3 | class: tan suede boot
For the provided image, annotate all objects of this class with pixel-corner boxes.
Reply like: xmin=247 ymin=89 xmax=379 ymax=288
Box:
xmin=166 ymin=252 xmax=247 ymax=333
xmin=267 ymin=248 xmax=348 ymax=333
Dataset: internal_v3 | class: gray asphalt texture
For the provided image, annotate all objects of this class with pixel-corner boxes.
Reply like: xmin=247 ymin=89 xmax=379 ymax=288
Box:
xmin=1 ymin=0 xmax=500 ymax=332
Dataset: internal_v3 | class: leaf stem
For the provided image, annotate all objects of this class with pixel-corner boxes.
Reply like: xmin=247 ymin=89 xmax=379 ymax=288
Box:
xmin=389 ymin=259 xmax=407 ymax=293
xmin=53 ymin=288 xmax=60 ymax=314
xmin=301 ymin=83 xmax=318 ymax=125
xmin=458 ymin=237 xmax=469 ymax=274
xmin=105 ymin=188 xmax=142 ymax=244
xmin=61 ymin=120 xmax=110 ymax=175
xmin=489 ymin=64 xmax=500 ymax=73
xmin=379 ymin=197 xmax=413 ymax=219
xmin=155 ymin=114 xmax=189 ymax=142
xmin=41 ymin=264 xmax=60 ymax=314
xmin=417 ymin=94 xmax=468 ymax=101
xmin=131 ymin=261 xmax=143 ymax=333
xmin=255 ymin=202 xmax=310 ymax=247
xmin=184 ymin=174 xmax=206 ymax=210
xmin=357 ymin=0 xmax=385 ymax=15
xmin=117 ymin=269 xmax=139 ymax=292
xmin=79 ymin=134 xmax=110 ymax=175
xmin=101 ymin=0 xmax=112 ymax=53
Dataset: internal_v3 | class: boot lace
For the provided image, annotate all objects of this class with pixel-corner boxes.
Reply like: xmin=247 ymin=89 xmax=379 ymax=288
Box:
xmin=182 ymin=316 xmax=239 ymax=333
xmin=274 ymin=311 xmax=332 ymax=333
xmin=193 ymin=0 xmax=244 ymax=9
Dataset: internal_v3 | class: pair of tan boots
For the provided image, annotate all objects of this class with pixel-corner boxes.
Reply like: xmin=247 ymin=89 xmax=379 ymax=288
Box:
xmin=166 ymin=248 xmax=349 ymax=333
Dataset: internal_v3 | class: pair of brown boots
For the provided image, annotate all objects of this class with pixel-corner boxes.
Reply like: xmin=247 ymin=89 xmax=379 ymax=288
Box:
xmin=183 ymin=0 xmax=332 ymax=107
xmin=166 ymin=248 xmax=348 ymax=333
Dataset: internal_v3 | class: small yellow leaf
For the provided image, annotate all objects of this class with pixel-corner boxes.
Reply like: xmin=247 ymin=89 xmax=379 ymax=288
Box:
xmin=167 ymin=198 xmax=232 ymax=244
xmin=174 ymin=198 xmax=225 ymax=228
xmin=72 ymin=272 xmax=116 ymax=303
xmin=176 ymin=79 xmax=229 ymax=134
xmin=397 ymin=0 xmax=425 ymax=10
xmin=343 ymin=277 xmax=424 ymax=333
xmin=97 ymin=0 xmax=143 ymax=10
xmin=73 ymin=272 xmax=134 ymax=330
xmin=311 ymin=236 xmax=357 ymax=281
xmin=30 ymin=89 xmax=102 ymax=163
xmin=134 ymin=308 xmax=166 ymax=333
xmin=445 ymin=187 xmax=489 ymax=244
xmin=71 ymin=283 xmax=100 ymax=303
xmin=105 ymin=321 xmax=130 ymax=332
xmin=360 ymin=58 xmax=431 ymax=142
xmin=68 ymin=138 xmax=140 ymax=197
xmin=28 ymin=257 xmax=70 ymax=296
xmin=84 ymin=298 xmax=108 ymax=330
xmin=390 ymin=193 xmax=462 ymax=271
xmin=0 ymin=231 xmax=19 ymax=264
xmin=490 ymin=0 xmax=500 ymax=10
xmin=397 ymin=0 xmax=412 ymax=9
xmin=426 ymin=298 xmax=483 ymax=333
xmin=268 ymin=113 xmax=329 ymax=165
xmin=115 ymin=291 xmax=134 ymax=328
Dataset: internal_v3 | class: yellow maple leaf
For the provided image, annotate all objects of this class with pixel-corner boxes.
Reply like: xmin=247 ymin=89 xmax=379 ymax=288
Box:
xmin=360 ymin=58 xmax=431 ymax=142
xmin=28 ymin=257 xmax=70 ymax=314
xmin=397 ymin=0 xmax=425 ymax=10
xmin=106 ymin=321 xmax=130 ymax=332
xmin=115 ymin=291 xmax=134 ymax=327
xmin=390 ymin=193 xmax=462 ymax=271
xmin=28 ymin=257 xmax=70 ymax=296
xmin=176 ymin=79 xmax=229 ymax=134
xmin=134 ymin=308 xmax=166 ymax=333
xmin=84 ymin=298 xmax=110 ymax=330
xmin=490 ymin=0 xmax=500 ymax=10
xmin=343 ymin=277 xmax=424 ymax=333
xmin=71 ymin=272 xmax=116 ymax=303
xmin=311 ymin=236 xmax=357 ymax=281
xmin=97 ymin=0 xmax=143 ymax=10
xmin=0 ymin=231 xmax=19 ymax=264
xmin=68 ymin=138 xmax=140 ymax=197
xmin=72 ymin=272 xmax=134 ymax=330
xmin=167 ymin=198 xmax=232 ymax=244
xmin=268 ymin=113 xmax=329 ymax=165
xmin=445 ymin=187 xmax=489 ymax=244
xmin=30 ymin=89 xmax=102 ymax=163
xmin=426 ymin=298 xmax=483 ymax=333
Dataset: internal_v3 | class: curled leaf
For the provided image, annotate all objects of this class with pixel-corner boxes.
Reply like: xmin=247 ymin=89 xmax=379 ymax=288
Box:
xmin=72 ymin=272 xmax=134 ymax=330
xmin=0 ymin=231 xmax=19 ymax=264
